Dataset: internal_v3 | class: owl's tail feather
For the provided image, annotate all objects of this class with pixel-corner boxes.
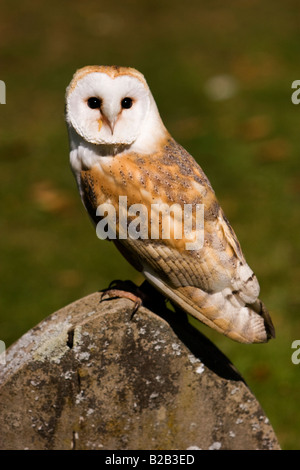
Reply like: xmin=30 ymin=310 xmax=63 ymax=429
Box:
xmin=143 ymin=268 xmax=275 ymax=344
xmin=176 ymin=288 xmax=274 ymax=344
xmin=249 ymin=299 xmax=275 ymax=341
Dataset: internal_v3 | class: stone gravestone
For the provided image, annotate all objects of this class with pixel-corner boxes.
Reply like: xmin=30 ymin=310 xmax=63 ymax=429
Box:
xmin=0 ymin=292 xmax=280 ymax=450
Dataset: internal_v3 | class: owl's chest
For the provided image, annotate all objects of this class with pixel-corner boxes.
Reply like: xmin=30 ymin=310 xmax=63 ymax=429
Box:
xmin=79 ymin=150 xmax=212 ymax=230
xmin=80 ymin=154 xmax=181 ymax=212
xmin=80 ymin=160 xmax=149 ymax=214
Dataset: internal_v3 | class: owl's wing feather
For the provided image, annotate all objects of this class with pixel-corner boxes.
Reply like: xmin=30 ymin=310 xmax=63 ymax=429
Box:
xmin=114 ymin=232 xmax=274 ymax=344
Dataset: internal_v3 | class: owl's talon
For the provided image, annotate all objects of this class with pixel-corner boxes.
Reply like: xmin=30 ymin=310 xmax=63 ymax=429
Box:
xmin=99 ymin=280 xmax=166 ymax=319
xmin=99 ymin=285 xmax=143 ymax=318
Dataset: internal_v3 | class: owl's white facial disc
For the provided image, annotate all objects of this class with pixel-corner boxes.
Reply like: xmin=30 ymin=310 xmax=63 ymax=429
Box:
xmin=66 ymin=72 xmax=152 ymax=146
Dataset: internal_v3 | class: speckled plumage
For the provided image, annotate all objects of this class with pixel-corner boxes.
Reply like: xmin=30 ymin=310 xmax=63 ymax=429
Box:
xmin=66 ymin=65 xmax=275 ymax=344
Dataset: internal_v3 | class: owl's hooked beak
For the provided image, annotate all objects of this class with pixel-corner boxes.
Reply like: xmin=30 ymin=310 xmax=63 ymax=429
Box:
xmin=99 ymin=114 xmax=117 ymax=135
xmin=106 ymin=117 xmax=117 ymax=135
xmin=101 ymin=107 xmax=118 ymax=135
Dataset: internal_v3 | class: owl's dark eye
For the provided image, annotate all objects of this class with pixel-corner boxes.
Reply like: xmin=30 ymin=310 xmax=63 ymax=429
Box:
xmin=87 ymin=97 xmax=101 ymax=109
xmin=121 ymin=97 xmax=133 ymax=109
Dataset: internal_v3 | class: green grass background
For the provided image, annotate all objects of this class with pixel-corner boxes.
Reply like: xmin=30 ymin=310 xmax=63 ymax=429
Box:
xmin=0 ymin=0 xmax=299 ymax=449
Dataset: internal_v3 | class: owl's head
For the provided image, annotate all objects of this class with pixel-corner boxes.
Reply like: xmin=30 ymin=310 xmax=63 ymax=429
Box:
xmin=65 ymin=65 xmax=167 ymax=152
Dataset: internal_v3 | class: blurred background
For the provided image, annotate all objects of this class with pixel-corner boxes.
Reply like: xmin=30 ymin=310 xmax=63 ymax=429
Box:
xmin=0 ymin=0 xmax=299 ymax=449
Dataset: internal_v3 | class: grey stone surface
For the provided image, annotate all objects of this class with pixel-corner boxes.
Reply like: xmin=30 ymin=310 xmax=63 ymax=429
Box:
xmin=0 ymin=292 xmax=280 ymax=450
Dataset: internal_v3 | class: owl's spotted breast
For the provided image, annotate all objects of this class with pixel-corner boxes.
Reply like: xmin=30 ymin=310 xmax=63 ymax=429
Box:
xmin=81 ymin=138 xmax=212 ymax=209
xmin=80 ymin=137 xmax=244 ymax=286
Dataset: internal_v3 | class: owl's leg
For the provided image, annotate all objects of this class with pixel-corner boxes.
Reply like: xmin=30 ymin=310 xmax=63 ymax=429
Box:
xmin=100 ymin=280 xmax=142 ymax=317
xmin=99 ymin=280 xmax=167 ymax=318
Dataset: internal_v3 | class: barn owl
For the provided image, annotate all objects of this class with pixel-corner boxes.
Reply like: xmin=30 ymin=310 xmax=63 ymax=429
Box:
xmin=65 ymin=65 xmax=275 ymax=344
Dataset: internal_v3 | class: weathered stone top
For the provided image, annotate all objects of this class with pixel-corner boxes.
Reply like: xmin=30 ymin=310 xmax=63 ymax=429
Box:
xmin=0 ymin=292 xmax=280 ymax=450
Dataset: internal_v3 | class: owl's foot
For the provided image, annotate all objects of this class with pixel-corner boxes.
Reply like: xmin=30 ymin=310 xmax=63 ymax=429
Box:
xmin=99 ymin=280 xmax=167 ymax=319
xmin=100 ymin=280 xmax=143 ymax=318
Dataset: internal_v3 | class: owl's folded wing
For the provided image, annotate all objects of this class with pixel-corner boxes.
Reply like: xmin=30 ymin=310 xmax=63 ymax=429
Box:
xmin=79 ymin=149 xmax=275 ymax=343
xmin=113 ymin=206 xmax=275 ymax=344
